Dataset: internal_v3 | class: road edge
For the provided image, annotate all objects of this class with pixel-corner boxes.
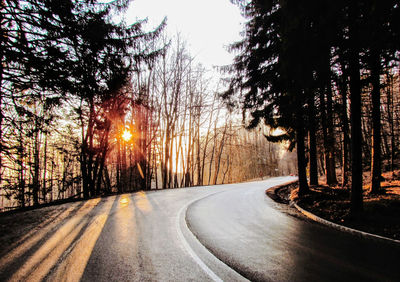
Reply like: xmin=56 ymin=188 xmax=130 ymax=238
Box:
xmin=266 ymin=182 xmax=400 ymax=246
xmin=292 ymin=201 xmax=400 ymax=245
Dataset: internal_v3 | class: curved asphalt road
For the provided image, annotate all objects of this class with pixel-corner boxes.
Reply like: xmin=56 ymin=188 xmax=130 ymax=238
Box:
xmin=0 ymin=176 xmax=399 ymax=281
xmin=187 ymin=178 xmax=400 ymax=281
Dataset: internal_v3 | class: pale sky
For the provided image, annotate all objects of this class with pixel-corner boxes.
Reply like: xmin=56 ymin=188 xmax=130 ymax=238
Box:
xmin=125 ymin=0 xmax=244 ymax=69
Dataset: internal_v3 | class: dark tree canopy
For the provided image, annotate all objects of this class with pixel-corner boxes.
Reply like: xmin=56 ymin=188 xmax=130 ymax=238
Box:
xmin=1 ymin=0 xmax=165 ymax=203
xmin=225 ymin=0 xmax=400 ymax=210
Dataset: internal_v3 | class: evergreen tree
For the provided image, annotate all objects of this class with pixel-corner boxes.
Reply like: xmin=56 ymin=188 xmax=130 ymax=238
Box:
xmin=226 ymin=0 xmax=400 ymax=210
xmin=224 ymin=0 xmax=314 ymax=194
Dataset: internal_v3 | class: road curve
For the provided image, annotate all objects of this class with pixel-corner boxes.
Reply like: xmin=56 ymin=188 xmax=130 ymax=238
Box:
xmin=187 ymin=178 xmax=400 ymax=281
xmin=0 ymin=176 xmax=399 ymax=281
xmin=0 ymin=177 xmax=287 ymax=281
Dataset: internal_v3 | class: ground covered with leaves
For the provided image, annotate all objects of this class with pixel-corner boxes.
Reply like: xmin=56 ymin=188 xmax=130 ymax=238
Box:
xmin=288 ymin=170 xmax=400 ymax=241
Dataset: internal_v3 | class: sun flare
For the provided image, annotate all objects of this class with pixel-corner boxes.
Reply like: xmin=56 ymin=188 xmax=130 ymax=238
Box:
xmin=122 ymin=129 xmax=132 ymax=142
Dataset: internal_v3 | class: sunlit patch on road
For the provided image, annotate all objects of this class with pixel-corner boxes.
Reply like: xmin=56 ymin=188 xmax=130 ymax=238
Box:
xmin=135 ymin=191 xmax=152 ymax=213
xmin=115 ymin=195 xmax=136 ymax=245
xmin=49 ymin=197 xmax=114 ymax=281
xmin=0 ymin=204 xmax=80 ymax=268
xmin=8 ymin=198 xmax=103 ymax=281
xmin=120 ymin=195 xmax=130 ymax=207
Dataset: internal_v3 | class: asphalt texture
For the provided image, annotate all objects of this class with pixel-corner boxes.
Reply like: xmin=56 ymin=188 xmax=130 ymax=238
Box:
xmin=187 ymin=178 xmax=400 ymax=281
xmin=0 ymin=176 xmax=399 ymax=281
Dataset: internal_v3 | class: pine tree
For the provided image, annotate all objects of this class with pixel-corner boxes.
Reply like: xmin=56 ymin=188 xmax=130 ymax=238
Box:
xmin=224 ymin=0 xmax=312 ymax=194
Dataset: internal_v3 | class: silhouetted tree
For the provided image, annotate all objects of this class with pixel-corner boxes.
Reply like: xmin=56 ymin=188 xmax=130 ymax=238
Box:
xmin=224 ymin=0 xmax=311 ymax=193
xmin=1 ymin=0 xmax=164 ymax=205
xmin=226 ymin=0 xmax=400 ymax=211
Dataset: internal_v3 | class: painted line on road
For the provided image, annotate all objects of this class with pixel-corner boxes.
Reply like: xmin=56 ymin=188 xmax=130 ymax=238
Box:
xmin=176 ymin=179 xmax=295 ymax=282
xmin=176 ymin=194 xmax=224 ymax=282
xmin=176 ymin=179 xmax=295 ymax=281
xmin=176 ymin=189 xmax=250 ymax=282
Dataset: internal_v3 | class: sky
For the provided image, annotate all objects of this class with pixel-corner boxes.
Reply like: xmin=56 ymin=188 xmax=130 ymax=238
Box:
xmin=125 ymin=0 xmax=244 ymax=69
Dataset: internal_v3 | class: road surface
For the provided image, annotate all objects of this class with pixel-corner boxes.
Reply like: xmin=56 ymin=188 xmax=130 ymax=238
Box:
xmin=0 ymin=176 xmax=399 ymax=281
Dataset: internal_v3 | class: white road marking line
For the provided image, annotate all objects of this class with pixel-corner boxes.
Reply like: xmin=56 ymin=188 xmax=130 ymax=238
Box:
xmin=176 ymin=195 xmax=223 ymax=282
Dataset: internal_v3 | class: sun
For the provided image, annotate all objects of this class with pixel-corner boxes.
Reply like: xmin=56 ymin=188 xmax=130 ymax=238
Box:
xmin=122 ymin=129 xmax=132 ymax=142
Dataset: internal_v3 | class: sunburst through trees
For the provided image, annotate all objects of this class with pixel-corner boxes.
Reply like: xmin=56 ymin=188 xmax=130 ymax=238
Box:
xmin=0 ymin=1 xmax=294 ymax=210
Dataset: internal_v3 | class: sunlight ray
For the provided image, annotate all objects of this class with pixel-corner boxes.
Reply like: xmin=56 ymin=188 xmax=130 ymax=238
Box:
xmin=49 ymin=197 xmax=115 ymax=281
xmin=8 ymin=198 xmax=102 ymax=281
xmin=0 ymin=204 xmax=80 ymax=268
xmin=134 ymin=191 xmax=152 ymax=213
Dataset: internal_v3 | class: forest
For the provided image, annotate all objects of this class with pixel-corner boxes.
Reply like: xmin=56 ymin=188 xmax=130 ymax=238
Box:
xmin=0 ymin=0 xmax=295 ymax=210
xmin=2 ymin=0 xmax=400 ymax=214
xmin=225 ymin=0 xmax=400 ymax=214
xmin=1 ymin=1 xmax=400 ymax=280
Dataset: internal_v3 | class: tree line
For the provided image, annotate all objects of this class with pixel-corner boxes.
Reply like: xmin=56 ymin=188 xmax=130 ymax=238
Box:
xmin=225 ymin=0 xmax=400 ymax=214
xmin=0 ymin=0 xmax=294 ymax=210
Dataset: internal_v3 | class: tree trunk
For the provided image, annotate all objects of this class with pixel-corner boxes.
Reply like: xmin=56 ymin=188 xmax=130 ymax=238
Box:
xmin=96 ymin=126 xmax=110 ymax=195
xmin=162 ymin=128 xmax=170 ymax=189
xmin=386 ymin=74 xmax=395 ymax=172
xmin=18 ymin=132 xmax=25 ymax=208
xmin=196 ymin=119 xmax=201 ymax=186
xmin=349 ymin=1 xmax=363 ymax=214
xmin=320 ymin=91 xmax=329 ymax=179
xmin=32 ymin=122 xmax=40 ymax=206
xmin=370 ymin=49 xmax=381 ymax=194
xmin=213 ymin=123 xmax=228 ymax=185
xmin=121 ymin=139 xmax=127 ymax=191
xmin=296 ymin=106 xmax=309 ymax=196
xmin=338 ymin=70 xmax=350 ymax=188
xmin=208 ymin=120 xmax=218 ymax=185
xmin=116 ymin=137 xmax=122 ymax=193
xmin=308 ymin=95 xmax=318 ymax=186
xmin=81 ymin=146 xmax=90 ymax=199
xmin=361 ymin=117 xmax=371 ymax=162
xmin=325 ymin=71 xmax=338 ymax=185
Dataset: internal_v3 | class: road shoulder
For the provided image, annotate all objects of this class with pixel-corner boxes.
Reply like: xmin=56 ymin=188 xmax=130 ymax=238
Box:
xmin=266 ymin=181 xmax=400 ymax=246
